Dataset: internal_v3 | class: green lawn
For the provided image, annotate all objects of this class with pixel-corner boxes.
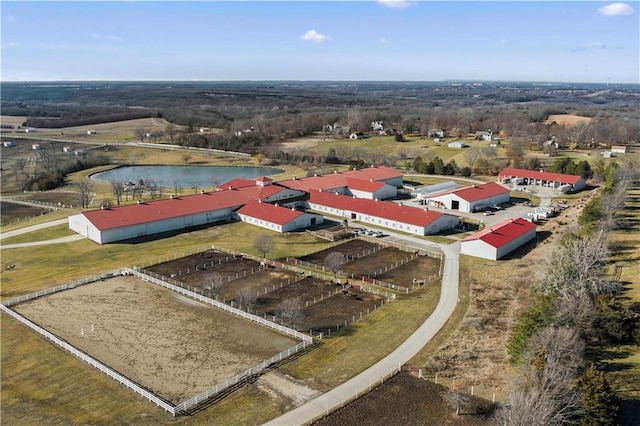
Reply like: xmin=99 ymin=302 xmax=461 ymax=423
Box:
xmin=0 ymin=221 xmax=327 ymax=300
xmin=1 ymin=224 xmax=75 ymax=245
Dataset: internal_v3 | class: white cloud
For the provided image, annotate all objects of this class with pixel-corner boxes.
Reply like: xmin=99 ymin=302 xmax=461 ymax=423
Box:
xmin=571 ymin=42 xmax=607 ymax=52
xmin=90 ymin=33 xmax=122 ymax=41
xmin=380 ymin=37 xmax=392 ymax=45
xmin=499 ymin=38 xmax=508 ymax=45
xmin=598 ymin=3 xmax=634 ymax=16
xmin=301 ymin=29 xmax=328 ymax=43
xmin=377 ymin=0 xmax=416 ymax=9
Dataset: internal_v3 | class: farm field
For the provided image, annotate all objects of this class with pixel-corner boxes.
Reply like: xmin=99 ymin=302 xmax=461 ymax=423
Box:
xmin=315 ymin=371 xmax=493 ymax=426
xmin=12 ymin=275 xmax=298 ymax=404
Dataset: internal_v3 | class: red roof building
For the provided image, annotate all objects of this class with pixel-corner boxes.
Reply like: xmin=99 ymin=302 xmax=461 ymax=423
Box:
xmin=425 ymin=182 xmax=510 ymax=213
xmin=237 ymin=200 xmax=323 ymax=232
xmin=499 ymin=167 xmax=586 ymax=192
xmin=308 ymin=190 xmax=459 ymax=236
xmin=460 ymin=217 xmax=537 ymax=260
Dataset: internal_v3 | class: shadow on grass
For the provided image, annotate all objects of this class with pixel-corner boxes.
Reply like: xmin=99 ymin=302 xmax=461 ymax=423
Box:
xmin=115 ymin=221 xmax=231 ymax=245
xmin=500 ymin=231 xmax=553 ymax=261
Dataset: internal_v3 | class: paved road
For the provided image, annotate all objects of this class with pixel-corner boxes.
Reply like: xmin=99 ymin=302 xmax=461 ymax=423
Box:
xmin=0 ymin=217 xmax=85 ymax=249
xmin=0 ymin=234 xmax=84 ymax=249
xmin=265 ymin=240 xmax=460 ymax=426
xmin=0 ymin=218 xmax=69 ymax=240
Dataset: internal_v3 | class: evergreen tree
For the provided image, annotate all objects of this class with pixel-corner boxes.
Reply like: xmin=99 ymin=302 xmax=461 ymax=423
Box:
xmin=579 ymin=364 xmax=619 ymax=426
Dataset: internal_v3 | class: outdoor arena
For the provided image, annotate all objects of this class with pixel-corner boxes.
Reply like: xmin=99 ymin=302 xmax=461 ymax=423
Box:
xmin=2 ymin=270 xmax=311 ymax=415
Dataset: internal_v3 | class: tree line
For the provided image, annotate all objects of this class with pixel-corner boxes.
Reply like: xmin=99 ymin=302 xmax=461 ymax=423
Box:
xmin=501 ymin=159 xmax=640 ymax=425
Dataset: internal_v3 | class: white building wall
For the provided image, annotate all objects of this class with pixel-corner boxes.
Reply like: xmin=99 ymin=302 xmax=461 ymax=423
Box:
xmin=382 ymin=176 xmax=403 ymax=188
xmin=460 ymin=240 xmax=498 ymax=261
xmin=349 ymin=185 xmax=397 ymax=200
xmin=495 ymin=228 xmax=537 ymax=259
xmin=263 ymin=189 xmax=306 ymax=202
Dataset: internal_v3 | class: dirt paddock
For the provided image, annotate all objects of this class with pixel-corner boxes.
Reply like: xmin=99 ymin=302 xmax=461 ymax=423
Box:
xmin=13 ymin=276 xmax=298 ymax=404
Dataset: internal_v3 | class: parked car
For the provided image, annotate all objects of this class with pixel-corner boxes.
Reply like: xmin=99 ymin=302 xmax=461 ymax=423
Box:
xmin=483 ymin=210 xmax=494 ymax=216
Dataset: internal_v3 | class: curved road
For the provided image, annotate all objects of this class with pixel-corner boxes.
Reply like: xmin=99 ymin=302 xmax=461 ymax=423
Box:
xmin=265 ymin=240 xmax=460 ymax=425
xmin=0 ymin=218 xmax=84 ymax=249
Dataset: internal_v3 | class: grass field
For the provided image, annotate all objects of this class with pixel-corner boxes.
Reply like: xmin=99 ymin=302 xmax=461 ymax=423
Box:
xmin=0 ymin=221 xmax=328 ymax=300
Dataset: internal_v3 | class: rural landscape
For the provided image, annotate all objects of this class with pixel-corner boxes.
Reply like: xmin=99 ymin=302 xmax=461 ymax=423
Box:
xmin=1 ymin=78 xmax=639 ymax=426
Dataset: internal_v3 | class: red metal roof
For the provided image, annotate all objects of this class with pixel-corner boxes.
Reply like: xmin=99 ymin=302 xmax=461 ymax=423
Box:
xmin=345 ymin=177 xmax=386 ymax=193
xmin=341 ymin=165 xmax=402 ymax=181
xmin=451 ymin=182 xmax=510 ymax=203
xmin=279 ymin=174 xmax=348 ymax=192
xmin=308 ymin=190 xmax=446 ymax=227
xmin=237 ymin=200 xmax=304 ymax=225
xmin=83 ymin=189 xmax=252 ymax=231
xmin=217 ymin=178 xmax=256 ymax=190
xmin=499 ymin=167 xmax=583 ymax=185
xmin=461 ymin=217 xmax=536 ymax=248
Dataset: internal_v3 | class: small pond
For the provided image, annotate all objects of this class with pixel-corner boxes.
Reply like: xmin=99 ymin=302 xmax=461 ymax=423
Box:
xmin=91 ymin=165 xmax=283 ymax=189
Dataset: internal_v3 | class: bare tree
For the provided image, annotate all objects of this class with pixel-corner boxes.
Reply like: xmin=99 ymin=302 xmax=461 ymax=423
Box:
xmin=110 ymin=180 xmax=124 ymax=205
xmin=204 ymin=272 xmax=224 ymax=299
xmin=235 ymin=288 xmax=257 ymax=311
xmin=498 ymin=327 xmax=584 ymax=425
xmin=12 ymin=158 xmax=29 ymax=190
xmin=536 ymin=230 xmax=622 ymax=301
xmin=277 ymin=297 xmax=306 ymax=328
xmin=254 ymin=234 xmax=275 ymax=258
xmin=133 ymin=127 xmax=148 ymax=143
xmin=77 ymin=178 xmax=94 ymax=208
xmin=443 ymin=384 xmax=471 ymax=416
xmin=145 ymin=178 xmax=163 ymax=200
xmin=182 ymin=153 xmax=192 ymax=165
xmin=165 ymin=123 xmax=178 ymax=144
xmin=36 ymin=142 xmax=62 ymax=174
xmin=463 ymin=146 xmax=485 ymax=171
xmin=324 ymin=252 xmax=346 ymax=278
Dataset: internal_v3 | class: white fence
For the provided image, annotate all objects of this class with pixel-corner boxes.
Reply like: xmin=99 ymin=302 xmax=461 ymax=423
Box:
xmin=0 ymin=304 xmax=177 ymax=415
xmin=2 ymin=270 xmax=123 ymax=307
xmin=174 ymin=340 xmax=311 ymax=413
xmin=129 ymin=268 xmax=312 ymax=344
xmin=2 ymin=268 xmax=314 ymax=416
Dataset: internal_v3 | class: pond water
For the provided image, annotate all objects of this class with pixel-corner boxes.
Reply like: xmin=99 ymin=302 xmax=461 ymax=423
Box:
xmin=91 ymin=165 xmax=283 ymax=189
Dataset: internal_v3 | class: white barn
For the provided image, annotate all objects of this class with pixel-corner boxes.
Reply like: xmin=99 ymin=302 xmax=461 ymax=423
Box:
xmin=460 ymin=218 xmax=537 ymax=260
xmin=69 ymin=190 xmax=252 ymax=244
xmin=237 ymin=200 xmax=323 ymax=233
xmin=426 ymin=182 xmax=510 ymax=213
xmin=308 ymin=190 xmax=459 ymax=236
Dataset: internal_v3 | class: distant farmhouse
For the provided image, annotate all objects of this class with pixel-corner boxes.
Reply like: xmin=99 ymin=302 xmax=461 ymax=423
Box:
xmin=611 ymin=145 xmax=627 ymax=154
xmin=474 ymin=130 xmax=493 ymax=141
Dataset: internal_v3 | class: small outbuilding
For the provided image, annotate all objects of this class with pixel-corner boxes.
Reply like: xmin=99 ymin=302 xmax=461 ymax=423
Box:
xmin=499 ymin=167 xmax=586 ymax=192
xmin=460 ymin=217 xmax=537 ymax=260
xmin=447 ymin=141 xmax=466 ymax=149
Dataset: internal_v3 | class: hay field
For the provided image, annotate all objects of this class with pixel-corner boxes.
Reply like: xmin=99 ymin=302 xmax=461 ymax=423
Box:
xmin=13 ymin=276 xmax=298 ymax=404
xmin=545 ymin=114 xmax=593 ymax=126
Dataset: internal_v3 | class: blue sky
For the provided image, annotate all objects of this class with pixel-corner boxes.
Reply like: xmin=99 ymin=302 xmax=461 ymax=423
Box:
xmin=1 ymin=1 xmax=638 ymax=83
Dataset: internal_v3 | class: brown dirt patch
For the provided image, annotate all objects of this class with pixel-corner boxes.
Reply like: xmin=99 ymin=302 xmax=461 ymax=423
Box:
xmin=0 ymin=202 xmax=51 ymax=226
xmin=340 ymin=247 xmax=418 ymax=277
xmin=316 ymin=371 xmax=494 ymax=426
xmin=298 ymin=239 xmax=378 ymax=265
xmin=12 ymin=276 xmax=298 ymax=404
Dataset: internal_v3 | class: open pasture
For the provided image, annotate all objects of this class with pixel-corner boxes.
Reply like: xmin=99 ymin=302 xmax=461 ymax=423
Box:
xmin=299 ymin=288 xmax=387 ymax=334
xmin=12 ymin=276 xmax=298 ymax=404
xmin=339 ymin=247 xmax=418 ymax=278
xmin=297 ymin=238 xmax=379 ymax=265
xmin=374 ymin=255 xmax=441 ymax=290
